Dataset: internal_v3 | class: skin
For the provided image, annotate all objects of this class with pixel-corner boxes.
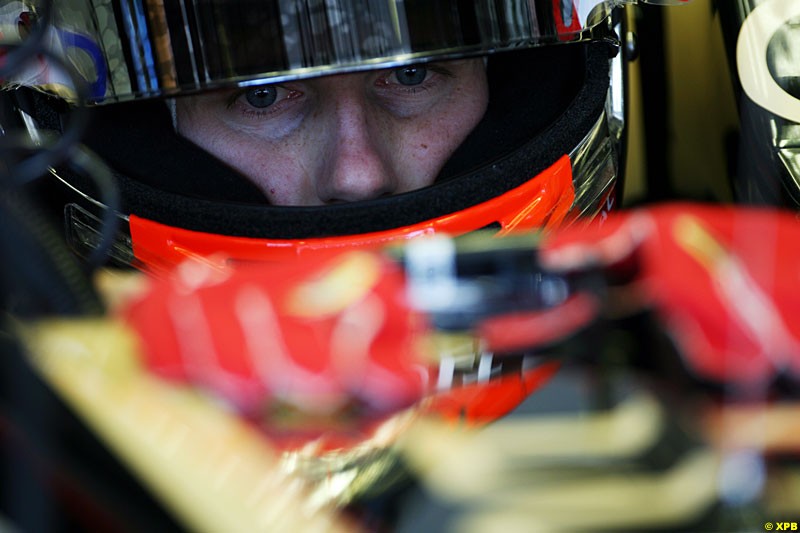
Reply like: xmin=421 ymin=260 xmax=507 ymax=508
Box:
xmin=175 ymin=59 xmax=488 ymax=206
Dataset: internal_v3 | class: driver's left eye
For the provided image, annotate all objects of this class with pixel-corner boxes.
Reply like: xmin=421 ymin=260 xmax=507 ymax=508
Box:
xmin=245 ymin=86 xmax=278 ymax=108
xmin=394 ymin=66 xmax=428 ymax=86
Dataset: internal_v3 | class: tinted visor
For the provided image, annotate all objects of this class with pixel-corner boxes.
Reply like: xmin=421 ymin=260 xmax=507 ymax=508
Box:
xmin=18 ymin=0 xmax=688 ymax=104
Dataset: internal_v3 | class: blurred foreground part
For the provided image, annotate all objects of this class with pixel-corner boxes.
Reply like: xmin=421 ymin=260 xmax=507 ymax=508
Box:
xmin=396 ymin=366 xmax=800 ymax=532
xmin=7 ymin=202 xmax=800 ymax=531
xmin=15 ymin=316 xmax=356 ymax=533
xmin=395 ymin=202 xmax=800 ymax=531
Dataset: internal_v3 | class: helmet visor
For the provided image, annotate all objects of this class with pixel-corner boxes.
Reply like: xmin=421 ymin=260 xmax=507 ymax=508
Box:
xmin=13 ymin=0 xmax=687 ymax=104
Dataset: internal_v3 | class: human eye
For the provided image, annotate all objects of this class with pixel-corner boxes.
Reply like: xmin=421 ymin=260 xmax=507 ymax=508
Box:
xmin=244 ymin=86 xmax=279 ymax=107
xmin=376 ymin=63 xmax=454 ymax=92
xmin=391 ymin=65 xmax=431 ymax=86
xmin=227 ymin=84 xmax=302 ymax=117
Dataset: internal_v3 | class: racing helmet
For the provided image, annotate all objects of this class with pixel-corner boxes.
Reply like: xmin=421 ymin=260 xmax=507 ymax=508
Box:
xmin=2 ymin=0 xmax=690 ymax=272
xmin=717 ymin=0 xmax=800 ymax=209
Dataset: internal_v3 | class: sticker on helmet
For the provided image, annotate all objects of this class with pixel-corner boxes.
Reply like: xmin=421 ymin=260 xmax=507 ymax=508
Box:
xmin=737 ymin=0 xmax=800 ymax=123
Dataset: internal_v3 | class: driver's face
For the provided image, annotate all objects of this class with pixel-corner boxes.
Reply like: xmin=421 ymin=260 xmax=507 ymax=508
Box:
xmin=175 ymin=59 xmax=488 ymax=206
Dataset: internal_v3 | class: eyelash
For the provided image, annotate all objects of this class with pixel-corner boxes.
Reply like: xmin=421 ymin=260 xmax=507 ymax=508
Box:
xmin=226 ymin=86 xmax=301 ymax=118
xmin=377 ymin=64 xmax=454 ymax=93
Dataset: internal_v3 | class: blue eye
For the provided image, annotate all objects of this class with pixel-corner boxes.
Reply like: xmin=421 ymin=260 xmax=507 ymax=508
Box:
xmin=245 ymin=86 xmax=278 ymax=108
xmin=394 ymin=66 xmax=427 ymax=86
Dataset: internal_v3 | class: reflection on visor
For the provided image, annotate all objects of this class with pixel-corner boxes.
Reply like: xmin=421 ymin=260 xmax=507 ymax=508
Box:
xmin=9 ymin=0 xmax=690 ymax=104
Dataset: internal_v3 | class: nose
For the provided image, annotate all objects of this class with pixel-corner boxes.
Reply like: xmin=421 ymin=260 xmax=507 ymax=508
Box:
xmin=315 ymin=80 xmax=397 ymax=203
